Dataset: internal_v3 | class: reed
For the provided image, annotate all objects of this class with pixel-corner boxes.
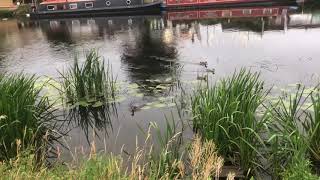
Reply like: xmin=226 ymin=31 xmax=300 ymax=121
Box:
xmin=0 ymin=73 xmax=60 ymax=162
xmin=304 ymin=88 xmax=320 ymax=162
xmin=59 ymin=50 xmax=117 ymax=143
xmin=191 ymin=69 xmax=267 ymax=176
xmin=59 ymin=49 xmax=116 ymax=106
xmin=265 ymin=85 xmax=315 ymax=179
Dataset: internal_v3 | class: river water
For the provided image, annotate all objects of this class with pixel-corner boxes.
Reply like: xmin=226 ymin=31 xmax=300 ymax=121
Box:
xmin=0 ymin=2 xmax=320 ymax=159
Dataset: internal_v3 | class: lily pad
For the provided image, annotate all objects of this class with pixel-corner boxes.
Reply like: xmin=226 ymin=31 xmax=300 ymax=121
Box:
xmin=128 ymin=83 xmax=139 ymax=89
xmin=153 ymin=103 xmax=166 ymax=108
xmin=167 ymin=103 xmax=176 ymax=107
xmin=78 ymin=101 xmax=90 ymax=107
xmin=133 ymin=93 xmax=144 ymax=98
xmin=165 ymin=77 xmax=173 ymax=82
xmin=141 ymin=106 xmax=151 ymax=110
xmin=92 ymin=101 xmax=104 ymax=107
xmin=156 ymin=85 xmax=168 ymax=90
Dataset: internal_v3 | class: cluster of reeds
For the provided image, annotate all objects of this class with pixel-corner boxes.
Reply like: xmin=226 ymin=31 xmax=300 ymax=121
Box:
xmin=191 ymin=69 xmax=267 ymax=176
xmin=59 ymin=49 xmax=116 ymax=106
xmin=192 ymin=69 xmax=320 ymax=179
xmin=0 ymin=74 xmax=60 ymax=163
xmin=265 ymin=86 xmax=320 ymax=179
xmin=59 ymin=49 xmax=117 ymax=143
xmin=305 ymin=88 xmax=320 ymax=162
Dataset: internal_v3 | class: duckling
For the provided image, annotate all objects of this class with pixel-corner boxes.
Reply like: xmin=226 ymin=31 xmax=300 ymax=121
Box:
xmin=197 ymin=75 xmax=208 ymax=81
xmin=206 ymin=68 xmax=215 ymax=75
xmin=129 ymin=102 xmax=143 ymax=116
xmin=199 ymin=61 xmax=208 ymax=68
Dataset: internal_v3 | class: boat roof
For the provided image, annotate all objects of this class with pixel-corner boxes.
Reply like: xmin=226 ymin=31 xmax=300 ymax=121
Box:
xmin=40 ymin=0 xmax=95 ymax=5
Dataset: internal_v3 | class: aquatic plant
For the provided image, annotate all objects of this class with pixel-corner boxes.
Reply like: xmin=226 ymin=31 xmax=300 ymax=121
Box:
xmin=191 ymin=69 xmax=268 ymax=176
xmin=265 ymin=85 xmax=315 ymax=179
xmin=0 ymin=73 xmax=60 ymax=162
xmin=59 ymin=49 xmax=116 ymax=106
xmin=59 ymin=50 xmax=117 ymax=142
xmin=281 ymin=145 xmax=318 ymax=180
xmin=304 ymin=88 xmax=320 ymax=162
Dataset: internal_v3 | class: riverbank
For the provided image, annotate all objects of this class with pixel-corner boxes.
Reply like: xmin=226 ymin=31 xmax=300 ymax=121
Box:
xmin=0 ymin=5 xmax=30 ymax=18
xmin=0 ymin=8 xmax=14 ymax=18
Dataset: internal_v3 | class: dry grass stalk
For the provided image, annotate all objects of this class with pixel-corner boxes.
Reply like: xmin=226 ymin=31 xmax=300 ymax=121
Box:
xmin=190 ymin=135 xmax=224 ymax=180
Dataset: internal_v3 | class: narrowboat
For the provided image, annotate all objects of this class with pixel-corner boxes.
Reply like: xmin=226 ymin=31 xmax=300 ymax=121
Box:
xmin=162 ymin=0 xmax=295 ymax=10
xmin=31 ymin=0 xmax=162 ymax=18
xmin=166 ymin=6 xmax=289 ymax=21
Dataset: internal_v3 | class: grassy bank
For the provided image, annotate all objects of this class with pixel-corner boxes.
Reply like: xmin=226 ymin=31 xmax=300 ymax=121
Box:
xmin=0 ymin=49 xmax=320 ymax=179
xmin=0 ymin=135 xmax=227 ymax=180
xmin=0 ymin=5 xmax=31 ymax=18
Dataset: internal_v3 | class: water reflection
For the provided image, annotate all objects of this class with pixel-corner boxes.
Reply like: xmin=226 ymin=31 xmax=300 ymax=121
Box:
xmin=120 ymin=17 xmax=179 ymax=87
xmin=66 ymin=104 xmax=117 ymax=144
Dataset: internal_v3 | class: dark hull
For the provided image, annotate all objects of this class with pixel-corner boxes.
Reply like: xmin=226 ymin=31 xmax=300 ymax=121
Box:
xmin=31 ymin=1 xmax=162 ymax=19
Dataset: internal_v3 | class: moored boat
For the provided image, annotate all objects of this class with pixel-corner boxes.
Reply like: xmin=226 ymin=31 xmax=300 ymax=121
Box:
xmin=162 ymin=0 xmax=295 ymax=9
xmin=166 ymin=6 xmax=288 ymax=21
xmin=31 ymin=0 xmax=162 ymax=18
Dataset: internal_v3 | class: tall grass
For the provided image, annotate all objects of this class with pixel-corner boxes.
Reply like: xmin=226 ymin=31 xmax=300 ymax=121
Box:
xmin=59 ymin=49 xmax=116 ymax=106
xmin=265 ymin=85 xmax=320 ymax=179
xmin=0 ymin=134 xmax=226 ymax=179
xmin=191 ymin=69 xmax=267 ymax=176
xmin=0 ymin=74 xmax=60 ymax=162
xmin=304 ymin=88 xmax=320 ymax=162
xmin=59 ymin=49 xmax=117 ymax=143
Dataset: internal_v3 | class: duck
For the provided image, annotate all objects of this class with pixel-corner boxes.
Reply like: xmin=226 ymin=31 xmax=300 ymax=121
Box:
xmin=199 ymin=61 xmax=208 ymax=68
xmin=129 ymin=102 xmax=144 ymax=116
xmin=197 ymin=75 xmax=208 ymax=81
xmin=206 ymin=68 xmax=215 ymax=74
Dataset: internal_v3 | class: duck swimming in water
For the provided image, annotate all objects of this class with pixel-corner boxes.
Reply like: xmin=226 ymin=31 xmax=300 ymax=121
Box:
xmin=199 ymin=61 xmax=208 ymax=68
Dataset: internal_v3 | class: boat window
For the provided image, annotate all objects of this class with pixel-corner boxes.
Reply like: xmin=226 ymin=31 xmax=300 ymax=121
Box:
xmin=47 ymin=5 xmax=56 ymax=11
xmin=243 ymin=9 xmax=252 ymax=15
xmin=69 ymin=3 xmax=77 ymax=9
xmin=85 ymin=2 xmax=93 ymax=8
xmin=222 ymin=10 xmax=232 ymax=17
xmin=126 ymin=0 xmax=131 ymax=5
xmin=263 ymin=9 xmax=273 ymax=15
xmin=106 ymin=1 xmax=111 ymax=6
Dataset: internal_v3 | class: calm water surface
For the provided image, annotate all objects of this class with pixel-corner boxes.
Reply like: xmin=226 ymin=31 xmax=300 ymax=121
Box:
xmin=1 ymin=2 xmax=320 ymax=159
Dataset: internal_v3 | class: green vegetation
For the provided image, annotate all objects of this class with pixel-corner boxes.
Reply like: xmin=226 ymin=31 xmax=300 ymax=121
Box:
xmin=59 ymin=50 xmax=116 ymax=107
xmin=0 ymin=5 xmax=31 ymax=18
xmin=0 ymin=135 xmax=225 ymax=180
xmin=14 ymin=4 xmax=31 ymax=17
xmin=0 ymin=74 xmax=59 ymax=162
xmin=305 ymin=88 xmax=320 ymax=162
xmin=59 ymin=50 xmax=117 ymax=143
xmin=192 ymin=69 xmax=320 ymax=179
xmin=191 ymin=69 xmax=267 ymax=176
xmin=1 ymin=53 xmax=320 ymax=179
xmin=0 ymin=9 xmax=14 ymax=18
xmin=266 ymin=86 xmax=309 ymax=178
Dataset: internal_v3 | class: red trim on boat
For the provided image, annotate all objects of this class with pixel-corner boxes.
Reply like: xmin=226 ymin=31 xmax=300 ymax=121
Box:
xmin=166 ymin=6 xmax=285 ymax=21
xmin=165 ymin=0 xmax=271 ymax=6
